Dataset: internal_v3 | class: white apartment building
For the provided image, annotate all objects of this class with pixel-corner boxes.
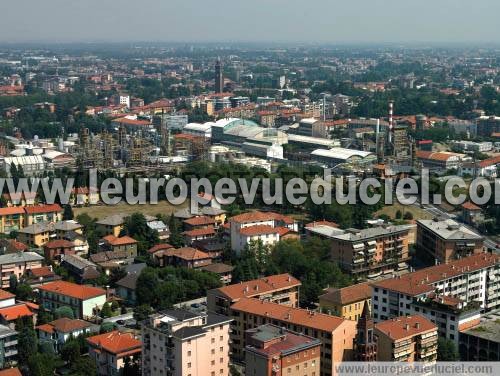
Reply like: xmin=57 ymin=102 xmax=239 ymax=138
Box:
xmin=142 ymin=309 xmax=232 ymax=376
xmin=371 ymin=253 xmax=500 ymax=343
xmin=229 ymin=211 xmax=298 ymax=253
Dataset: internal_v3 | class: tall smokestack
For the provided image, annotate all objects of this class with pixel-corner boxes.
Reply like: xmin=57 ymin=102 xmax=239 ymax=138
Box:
xmin=388 ymin=100 xmax=394 ymax=144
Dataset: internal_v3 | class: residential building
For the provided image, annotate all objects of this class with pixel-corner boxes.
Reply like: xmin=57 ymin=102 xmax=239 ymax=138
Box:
xmin=96 ymin=214 xmax=127 ymax=237
xmin=38 ymin=281 xmax=107 ymax=319
xmin=476 ymin=115 xmax=500 ymax=137
xmin=374 ymin=315 xmax=438 ymax=362
xmin=141 ymin=309 xmax=232 ymax=376
xmin=319 ymin=282 xmax=372 ymax=321
xmin=461 ymin=202 xmax=485 ymax=226
xmin=24 ymin=204 xmax=63 ymax=225
xmin=326 ymin=225 xmax=411 ymax=279
xmin=87 ymin=331 xmax=142 ymax=376
xmin=70 ymin=187 xmax=100 ymax=206
xmin=60 ymin=254 xmax=100 ymax=283
xmin=16 ymin=222 xmax=52 ymax=247
xmin=36 ymin=317 xmax=94 ymax=353
xmin=159 ymin=247 xmax=213 ymax=269
xmin=116 ymin=271 xmax=141 ymax=305
xmin=0 ymin=303 xmax=35 ymax=328
xmin=100 ymin=235 xmax=138 ymax=259
xmin=200 ymin=263 xmax=234 ymax=285
xmin=371 ymin=253 xmax=500 ymax=342
xmin=0 ymin=324 xmax=18 ymax=368
xmin=0 ymin=368 xmax=21 ymax=376
xmin=416 ymin=218 xmax=484 ymax=264
xmin=0 ymin=207 xmax=24 ymax=234
xmin=459 ymin=317 xmax=500 ymax=361
xmin=43 ymin=239 xmax=76 ymax=263
xmin=245 ymin=324 xmax=321 ymax=376
xmin=207 ymin=273 xmax=301 ymax=316
xmin=0 ymin=252 xmax=44 ymax=288
xmin=229 ymin=211 xmax=298 ymax=254
xmin=229 ymin=298 xmax=357 ymax=376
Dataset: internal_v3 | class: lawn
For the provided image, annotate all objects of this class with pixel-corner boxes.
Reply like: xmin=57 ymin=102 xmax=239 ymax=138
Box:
xmin=73 ymin=200 xmax=188 ymax=220
xmin=375 ymin=203 xmax=433 ymax=221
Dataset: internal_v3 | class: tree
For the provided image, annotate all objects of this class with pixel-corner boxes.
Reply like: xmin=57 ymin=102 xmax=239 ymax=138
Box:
xmin=133 ymin=305 xmax=152 ymax=322
xmin=167 ymin=214 xmax=184 ymax=248
xmin=28 ymin=353 xmax=55 ymax=376
xmin=54 ymin=306 xmax=74 ymax=319
xmin=123 ymin=213 xmax=159 ymax=255
xmin=101 ymin=302 xmax=113 ymax=318
xmin=437 ymin=337 xmax=459 ymax=360
xmin=69 ymin=356 xmax=97 ymax=376
xmin=63 ymin=204 xmax=74 ymax=220
xmin=403 ymin=212 xmax=414 ymax=220
xmin=123 ymin=356 xmax=140 ymax=376
xmin=99 ymin=322 xmax=115 ymax=333
xmin=395 ymin=209 xmax=403 ymax=219
xmin=17 ymin=318 xmax=37 ymax=366
xmin=8 ymin=274 xmax=17 ymax=292
xmin=15 ymin=283 xmax=33 ymax=301
xmin=61 ymin=339 xmax=81 ymax=363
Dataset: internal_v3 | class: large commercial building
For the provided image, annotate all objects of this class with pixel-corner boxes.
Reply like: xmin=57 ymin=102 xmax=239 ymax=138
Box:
xmin=229 ymin=297 xmax=356 ymax=376
xmin=141 ymin=309 xmax=232 ymax=376
xmin=326 ymin=225 xmax=412 ymax=279
xmin=374 ymin=315 xmax=438 ymax=362
xmin=416 ymin=218 xmax=484 ymax=264
xmin=371 ymin=253 xmax=500 ymax=343
xmin=245 ymin=324 xmax=321 ymax=376
xmin=310 ymin=147 xmax=376 ymax=170
xmin=207 ymin=273 xmax=301 ymax=316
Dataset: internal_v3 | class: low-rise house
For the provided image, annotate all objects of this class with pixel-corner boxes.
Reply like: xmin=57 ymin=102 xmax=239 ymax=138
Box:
xmin=53 ymin=220 xmax=83 ymax=239
xmin=0 ymin=252 xmax=44 ymax=288
xmin=43 ymin=239 xmax=76 ymax=263
xmin=90 ymin=251 xmax=134 ymax=272
xmin=0 ymin=303 xmax=36 ymax=328
xmin=87 ymin=331 xmax=142 ymax=376
xmin=70 ymin=187 xmax=100 ymax=206
xmin=115 ymin=272 xmax=141 ymax=305
xmin=17 ymin=222 xmax=53 ymax=248
xmin=0 ymin=207 xmax=25 ymax=234
xmin=182 ymin=225 xmax=216 ymax=244
xmin=60 ymin=254 xmax=101 ymax=283
xmin=146 ymin=220 xmax=169 ymax=241
xmin=200 ymin=263 xmax=234 ymax=284
xmin=36 ymin=317 xmax=94 ymax=353
xmin=24 ymin=204 xmax=63 ymax=225
xmin=0 ymin=239 xmax=28 ymax=254
xmin=160 ymin=247 xmax=213 ymax=269
xmin=207 ymin=273 xmax=301 ymax=316
xmin=100 ymin=235 xmax=138 ymax=259
xmin=319 ymin=282 xmax=372 ymax=321
xmin=23 ymin=266 xmax=62 ymax=288
xmin=375 ymin=315 xmax=438 ymax=362
xmin=0 ymin=290 xmax=15 ymax=308
xmin=461 ymin=202 xmax=485 ymax=226
xmin=38 ymin=281 xmax=107 ymax=320
xmin=147 ymin=243 xmax=174 ymax=264
xmin=0 ymin=325 xmax=18 ymax=368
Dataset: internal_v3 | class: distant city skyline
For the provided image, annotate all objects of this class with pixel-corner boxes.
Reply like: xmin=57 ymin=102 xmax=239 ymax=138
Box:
xmin=2 ymin=0 xmax=500 ymax=44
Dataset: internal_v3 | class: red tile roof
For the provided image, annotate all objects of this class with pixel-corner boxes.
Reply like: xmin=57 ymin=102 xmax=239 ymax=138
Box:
xmin=37 ymin=317 xmax=92 ymax=333
xmin=214 ymin=273 xmax=301 ymax=301
xmin=462 ymin=201 xmax=481 ymax=211
xmin=0 ymin=304 xmax=34 ymax=321
xmin=375 ymin=315 xmax=436 ymax=341
xmin=230 ymin=211 xmax=276 ymax=224
xmin=319 ymin=282 xmax=372 ymax=305
xmin=305 ymin=220 xmax=339 ymax=229
xmin=0 ymin=289 xmax=15 ymax=301
xmin=38 ymin=281 xmax=106 ymax=300
xmin=86 ymin=331 xmax=142 ymax=355
xmin=44 ymin=239 xmax=74 ymax=249
xmin=29 ymin=266 xmax=55 ymax=278
xmin=183 ymin=215 xmax=216 ymax=227
xmin=183 ymin=226 xmax=216 ymax=237
xmin=231 ymin=297 xmax=346 ymax=333
xmin=24 ymin=204 xmax=63 ymax=214
xmin=239 ymin=225 xmax=280 ymax=236
xmin=478 ymin=155 xmax=500 ymax=168
xmin=371 ymin=253 xmax=499 ymax=296
xmin=164 ymin=247 xmax=211 ymax=261
xmin=0 ymin=207 xmax=25 ymax=216
xmin=102 ymin=235 xmax=137 ymax=246
xmin=147 ymin=243 xmax=174 ymax=254
xmin=0 ymin=368 xmax=22 ymax=376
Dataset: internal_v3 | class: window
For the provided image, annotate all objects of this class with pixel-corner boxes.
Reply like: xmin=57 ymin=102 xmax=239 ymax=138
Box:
xmin=187 ymin=363 xmax=191 ymax=368
xmin=188 ymin=351 xmax=191 ymax=356
xmin=220 ymin=346 xmax=223 ymax=352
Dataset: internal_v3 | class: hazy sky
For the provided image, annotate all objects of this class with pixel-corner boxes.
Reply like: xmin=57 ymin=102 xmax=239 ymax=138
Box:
xmin=2 ymin=0 xmax=500 ymax=44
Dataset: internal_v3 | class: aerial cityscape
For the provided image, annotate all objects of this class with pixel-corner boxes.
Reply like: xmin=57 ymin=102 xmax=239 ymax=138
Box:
xmin=1 ymin=1 xmax=500 ymax=376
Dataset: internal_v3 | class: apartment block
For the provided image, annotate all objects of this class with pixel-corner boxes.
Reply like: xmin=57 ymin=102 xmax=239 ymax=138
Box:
xmin=416 ymin=218 xmax=484 ymax=264
xmin=375 ymin=315 xmax=438 ymax=362
xmin=371 ymin=253 xmax=499 ymax=343
xmin=38 ymin=280 xmax=107 ymax=319
xmin=229 ymin=211 xmax=298 ymax=254
xmin=0 ymin=324 xmax=18 ymax=368
xmin=319 ymin=282 xmax=371 ymax=321
xmin=229 ymin=297 xmax=356 ymax=376
xmin=326 ymin=225 xmax=411 ymax=279
xmin=245 ymin=324 xmax=321 ymax=376
xmin=141 ymin=309 xmax=232 ymax=376
xmin=207 ymin=273 xmax=301 ymax=316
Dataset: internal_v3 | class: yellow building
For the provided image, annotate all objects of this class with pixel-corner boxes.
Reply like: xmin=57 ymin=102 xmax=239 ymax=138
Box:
xmin=0 ymin=207 xmax=25 ymax=234
xmin=17 ymin=223 xmax=52 ymax=248
xmin=319 ymin=282 xmax=372 ymax=321
xmin=24 ymin=204 xmax=63 ymax=226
